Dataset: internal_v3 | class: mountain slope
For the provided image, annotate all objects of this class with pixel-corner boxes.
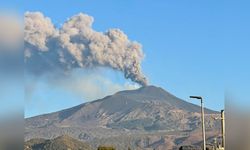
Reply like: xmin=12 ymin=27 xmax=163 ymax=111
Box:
xmin=25 ymin=85 xmax=220 ymax=149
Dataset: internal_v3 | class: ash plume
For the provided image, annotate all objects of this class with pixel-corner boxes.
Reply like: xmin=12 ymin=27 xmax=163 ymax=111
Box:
xmin=24 ymin=12 xmax=148 ymax=86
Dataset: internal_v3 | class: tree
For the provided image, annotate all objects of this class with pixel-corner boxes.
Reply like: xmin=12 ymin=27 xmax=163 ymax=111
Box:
xmin=97 ymin=146 xmax=116 ymax=150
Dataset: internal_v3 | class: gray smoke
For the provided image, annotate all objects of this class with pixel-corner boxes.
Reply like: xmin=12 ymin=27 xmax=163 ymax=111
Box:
xmin=24 ymin=12 xmax=148 ymax=86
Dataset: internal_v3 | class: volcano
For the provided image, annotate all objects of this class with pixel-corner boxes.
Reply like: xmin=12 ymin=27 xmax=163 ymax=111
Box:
xmin=25 ymin=85 xmax=220 ymax=150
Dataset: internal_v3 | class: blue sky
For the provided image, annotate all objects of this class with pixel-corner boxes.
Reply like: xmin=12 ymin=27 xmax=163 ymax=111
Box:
xmin=1 ymin=0 xmax=249 ymax=118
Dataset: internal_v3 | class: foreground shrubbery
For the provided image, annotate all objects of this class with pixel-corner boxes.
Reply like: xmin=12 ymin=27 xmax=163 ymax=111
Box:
xmin=97 ymin=146 xmax=116 ymax=150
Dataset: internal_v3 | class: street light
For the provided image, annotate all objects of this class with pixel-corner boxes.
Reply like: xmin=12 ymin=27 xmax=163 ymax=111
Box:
xmin=190 ymin=96 xmax=206 ymax=150
xmin=212 ymin=110 xmax=225 ymax=149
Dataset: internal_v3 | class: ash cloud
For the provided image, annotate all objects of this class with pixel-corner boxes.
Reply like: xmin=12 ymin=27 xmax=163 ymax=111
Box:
xmin=24 ymin=12 xmax=148 ymax=86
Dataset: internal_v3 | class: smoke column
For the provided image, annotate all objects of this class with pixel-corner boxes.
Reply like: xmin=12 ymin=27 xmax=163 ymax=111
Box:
xmin=24 ymin=12 xmax=148 ymax=86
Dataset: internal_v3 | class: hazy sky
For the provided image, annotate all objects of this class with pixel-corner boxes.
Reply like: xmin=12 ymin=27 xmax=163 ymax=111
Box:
xmin=1 ymin=0 xmax=249 ymax=118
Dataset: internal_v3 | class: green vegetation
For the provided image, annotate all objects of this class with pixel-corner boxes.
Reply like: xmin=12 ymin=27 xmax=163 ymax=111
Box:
xmin=97 ymin=146 xmax=116 ymax=150
xmin=25 ymin=135 xmax=93 ymax=150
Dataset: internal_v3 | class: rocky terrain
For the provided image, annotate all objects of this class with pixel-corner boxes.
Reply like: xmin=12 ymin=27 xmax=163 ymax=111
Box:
xmin=25 ymin=85 xmax=220 ymax=149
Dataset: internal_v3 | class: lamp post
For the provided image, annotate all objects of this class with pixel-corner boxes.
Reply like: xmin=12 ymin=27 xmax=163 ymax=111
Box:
xmin=213 ymin=110 xmax=225 ymax=149
xmin=221 ymin=110 xmax=225 ymax=149
xmin=190 ymin=96 xmax=206 ymax=150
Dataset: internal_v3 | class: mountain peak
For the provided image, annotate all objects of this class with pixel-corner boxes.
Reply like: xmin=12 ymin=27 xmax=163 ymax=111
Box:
xmin=138 ymin=85 xmax=163 ymax=91
xmin=115 ymin=85 xmax=168 ymax=97
xmin=137 ymin=85 xmax=167 ymax=93
xmin=111 ymin=85 xmax=215 ymax=114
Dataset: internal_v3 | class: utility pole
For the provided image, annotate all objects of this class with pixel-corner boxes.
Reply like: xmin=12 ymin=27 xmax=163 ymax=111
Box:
xmin=190 ymin=96 xmax=206 ymax=150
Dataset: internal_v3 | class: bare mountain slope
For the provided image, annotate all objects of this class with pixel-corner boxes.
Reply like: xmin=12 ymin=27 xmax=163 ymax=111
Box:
xmin=25 ymin=85 xmax=220 ymax=149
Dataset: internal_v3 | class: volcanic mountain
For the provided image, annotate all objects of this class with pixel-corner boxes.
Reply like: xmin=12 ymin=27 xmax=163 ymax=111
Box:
xmin=25 ymin=85 xmax=220 ymax=150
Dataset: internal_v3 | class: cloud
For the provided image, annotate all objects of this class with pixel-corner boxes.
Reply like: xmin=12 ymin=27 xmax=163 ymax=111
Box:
xmin=24 ymin=12 xmax=148 ymax=86
xmin=52 ymin=72 xmax=139 ymax=101
xmin=25 ymin=69 xmax=139 ymax=102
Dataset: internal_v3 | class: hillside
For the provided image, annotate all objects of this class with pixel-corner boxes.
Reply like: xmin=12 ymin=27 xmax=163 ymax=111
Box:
xmin=25 ymin=135 xmax=93 ymax=150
